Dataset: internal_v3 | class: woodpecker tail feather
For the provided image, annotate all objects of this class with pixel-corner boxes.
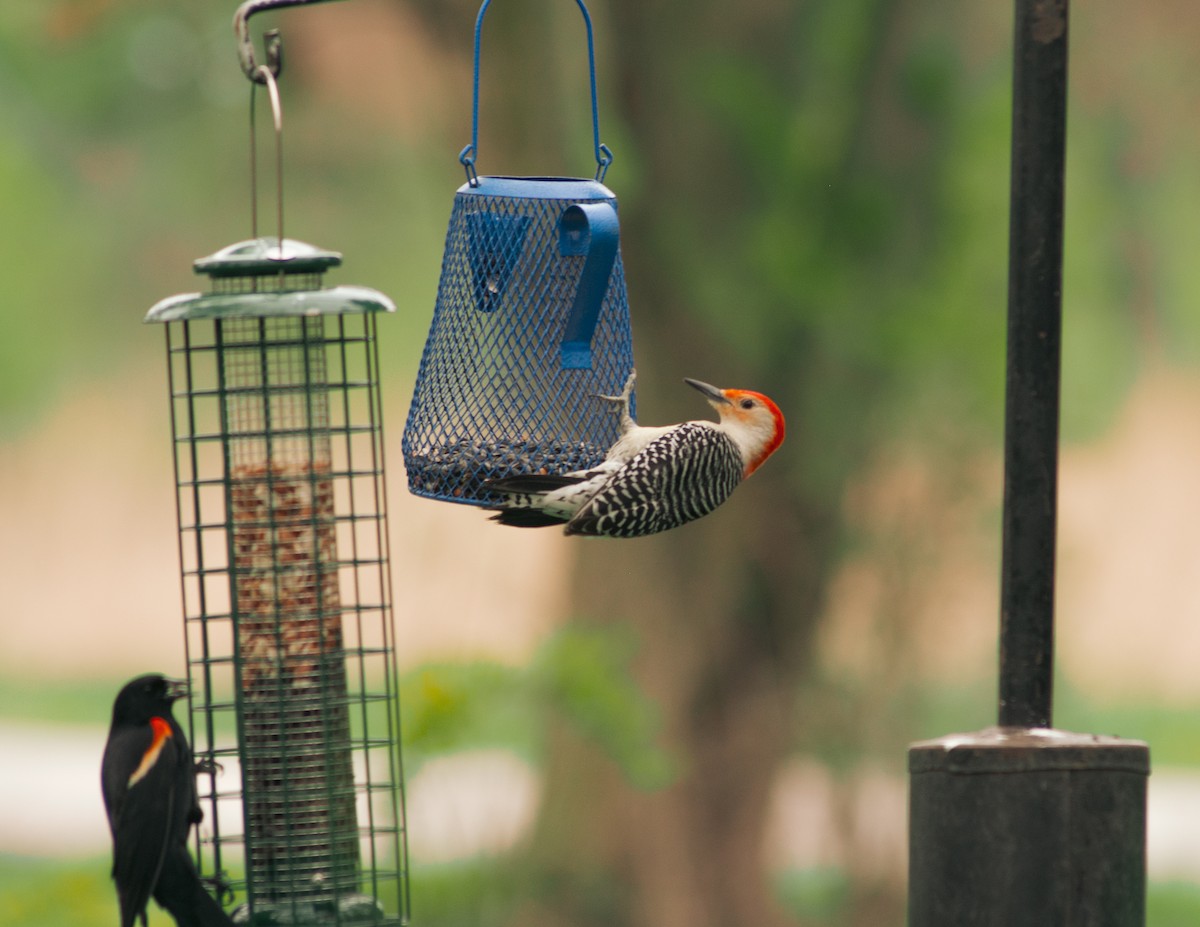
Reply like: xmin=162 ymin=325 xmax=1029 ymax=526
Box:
xmin=485 ymin=473 xmax=590 ymax=528
xmin=489 ymin=509 xmax=570 ymax=528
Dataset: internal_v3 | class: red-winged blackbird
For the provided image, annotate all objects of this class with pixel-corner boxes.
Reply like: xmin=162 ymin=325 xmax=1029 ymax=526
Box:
xmin=101 ymin=674 xmax=234 ymax=927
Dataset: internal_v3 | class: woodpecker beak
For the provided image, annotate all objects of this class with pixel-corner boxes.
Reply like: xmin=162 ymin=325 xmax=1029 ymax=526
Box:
xmin=164 ymin=678 xmax=191 ymax=701
xmin=684 ymin=378 xmax=731 ymax=406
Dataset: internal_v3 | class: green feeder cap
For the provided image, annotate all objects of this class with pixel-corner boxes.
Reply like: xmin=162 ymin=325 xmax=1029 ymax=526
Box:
xmin=145 ymin=237 xmax=396 ymax=323
xmin=193 ymin=236 xmax=344 ymax=277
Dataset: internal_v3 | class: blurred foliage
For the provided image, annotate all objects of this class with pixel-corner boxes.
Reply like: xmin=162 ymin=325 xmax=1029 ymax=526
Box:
xmin=0 ymin=621 xmax=670 ymax=785
xmin=5 ymin=851 xmax=1200 ymax=927
xmin=0 ymin=855 xmax=114 ymax=927
xmin=0 ymin=2 xmax=449 ymax=435
xmin=1 ymin=0 xmax=1194 ymax=443
xmin=401 ymin=857 xmax=525 ymax=927
xmin=4 ymin=648 xmax=1200 ymax=927
xmin=775 ymin=868 xmax=852 ymax=923
xmin=529 ymin=622 xmax=676 ymax=788
xmin=398 ymin=624 xmax=674 ymax=787
xmin=401 ymin=661 xmax=536 ymax=768
xmin=0 ymin=619 xmax=671 ymax=926
xmin=1148 ymin=882 xmax=1200 ymax=927
xmin=3 ymin=0 xmax=1200 ymax=923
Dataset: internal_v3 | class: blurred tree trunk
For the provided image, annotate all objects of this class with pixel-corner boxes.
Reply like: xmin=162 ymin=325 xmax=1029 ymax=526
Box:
xmin=518 ymin=489 xmax=832 ymax=927
xmin=504 ymin=0 xmax=904 ymax=924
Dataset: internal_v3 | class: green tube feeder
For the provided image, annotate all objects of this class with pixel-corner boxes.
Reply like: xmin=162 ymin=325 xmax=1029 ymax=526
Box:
xmin=146 ymin=236 xmax=409 ymax=925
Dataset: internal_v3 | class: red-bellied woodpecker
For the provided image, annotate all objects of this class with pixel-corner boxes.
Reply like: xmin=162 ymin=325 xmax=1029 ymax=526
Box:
xmin=485 ymin=371 xmax=785 ymax=538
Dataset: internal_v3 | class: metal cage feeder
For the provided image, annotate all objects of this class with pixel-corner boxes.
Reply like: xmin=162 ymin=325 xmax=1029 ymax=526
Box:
xmin=401 ymin=0 xmax=635 ymax=506
xmin=146 ymin=237 xmax=409 ymax=926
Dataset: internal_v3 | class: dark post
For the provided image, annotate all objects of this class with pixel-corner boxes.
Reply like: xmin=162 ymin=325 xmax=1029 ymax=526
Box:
xmin=998 ymin=0 xmax=1068 ymax=731
xmin=907 ymin=1 xmax=1150 ymax=923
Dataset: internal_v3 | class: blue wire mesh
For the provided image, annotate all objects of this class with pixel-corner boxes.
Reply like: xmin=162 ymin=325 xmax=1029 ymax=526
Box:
xmin=403 ymin=182 xmax=635 ymax=505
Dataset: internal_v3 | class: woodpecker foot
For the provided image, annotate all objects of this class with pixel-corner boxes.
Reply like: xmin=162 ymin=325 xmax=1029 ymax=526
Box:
xmin=596 ymin=369 xmax=637 ymax=431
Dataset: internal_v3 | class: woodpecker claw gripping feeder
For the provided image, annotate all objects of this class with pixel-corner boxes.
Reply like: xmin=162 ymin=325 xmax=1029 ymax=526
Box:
xmin=402 ymin=0 xmax=635 ymax=505
xmin=145 ymin=3 xmax=408 ymax=923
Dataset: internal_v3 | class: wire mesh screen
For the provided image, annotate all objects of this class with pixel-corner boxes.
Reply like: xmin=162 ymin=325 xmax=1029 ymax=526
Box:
xmin=403 ymin=184 xmax=635 ymax=504
xmin=166 ymin=311 xmax=408 ymax=926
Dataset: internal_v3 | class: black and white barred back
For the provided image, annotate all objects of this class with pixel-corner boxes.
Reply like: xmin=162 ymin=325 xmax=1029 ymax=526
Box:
xmin=565 ymin=422 xmax=744 ymax=538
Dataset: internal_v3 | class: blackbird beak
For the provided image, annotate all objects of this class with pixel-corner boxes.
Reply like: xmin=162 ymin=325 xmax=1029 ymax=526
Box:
xmin=164 ymin=678 xmax=191 ymax=701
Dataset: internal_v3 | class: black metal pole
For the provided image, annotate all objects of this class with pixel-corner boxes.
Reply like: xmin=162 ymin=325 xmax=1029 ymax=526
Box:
xmin=997 ymin=0 xmax=1068 ymax=729
xmin=908 ymin=3 xmax=1149 ymax=923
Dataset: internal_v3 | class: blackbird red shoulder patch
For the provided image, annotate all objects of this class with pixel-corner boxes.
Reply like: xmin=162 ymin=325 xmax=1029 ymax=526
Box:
xmin=127 ymin=716 xmax=173 ymax=788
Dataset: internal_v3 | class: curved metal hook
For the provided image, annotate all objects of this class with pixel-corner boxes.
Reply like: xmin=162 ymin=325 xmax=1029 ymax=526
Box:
xmin=234 ymin=0 xmax=347 ymax=83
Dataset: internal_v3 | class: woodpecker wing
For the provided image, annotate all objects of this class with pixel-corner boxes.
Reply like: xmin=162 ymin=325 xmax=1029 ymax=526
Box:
xmin=565 ymin=422 xmax=744 ymax=538
xmin=102 ymin=719 xmax=181 ymax=927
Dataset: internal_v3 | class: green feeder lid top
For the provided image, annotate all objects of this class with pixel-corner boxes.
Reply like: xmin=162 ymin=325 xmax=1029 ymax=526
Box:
xmin=193 ymin=237 xmax=343 ymax=278
xmin=144 ymin=237 xmax=395 ymax=323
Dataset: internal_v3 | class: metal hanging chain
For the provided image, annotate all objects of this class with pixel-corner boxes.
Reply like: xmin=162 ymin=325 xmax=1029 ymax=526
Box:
xmin=249 ymin=56 xmax=285 ymax=259
xmin=234 ymin=0 xmax=349 ymax=83
xmin=458 ymin=0 xmax=614 ymax=185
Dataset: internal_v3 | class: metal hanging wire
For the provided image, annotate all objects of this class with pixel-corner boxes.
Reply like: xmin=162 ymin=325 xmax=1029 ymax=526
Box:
xmin=248 ymin=54 xmax=285 ymax=253
xmin=458 ymin=0 xmax=613 ymax=184
xmin=237 ymin=0 xmax=347 ymax=255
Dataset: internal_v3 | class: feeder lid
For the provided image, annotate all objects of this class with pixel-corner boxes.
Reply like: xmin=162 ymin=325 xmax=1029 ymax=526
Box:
xmin=144 ymin=237 xmax=395 ymax=323
xmin=459 ymin=176 xmax=616 ymax=202
xmin=193 ymin=237 xmax=342 ymax=278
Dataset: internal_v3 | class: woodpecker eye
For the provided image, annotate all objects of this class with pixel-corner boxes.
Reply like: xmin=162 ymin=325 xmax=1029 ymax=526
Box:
xmin=740 ymin=398 xmax=755 ymax=410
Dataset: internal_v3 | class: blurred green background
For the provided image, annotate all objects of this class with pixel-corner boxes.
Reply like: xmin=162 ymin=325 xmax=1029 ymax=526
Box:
xmin=3 ymin=1 xmax=1200 ymax=925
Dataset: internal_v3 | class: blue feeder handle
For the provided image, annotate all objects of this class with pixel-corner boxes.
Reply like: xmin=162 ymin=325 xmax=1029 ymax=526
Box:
xmin=558 ymin=202 xmax=620 ymax=370
xmin=458 ymin=0 xmax=615 ymax=185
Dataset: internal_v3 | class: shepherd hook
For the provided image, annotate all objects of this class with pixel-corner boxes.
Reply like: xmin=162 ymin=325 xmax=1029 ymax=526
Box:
xmin=234 ymin=0 xmax=350 ymax=83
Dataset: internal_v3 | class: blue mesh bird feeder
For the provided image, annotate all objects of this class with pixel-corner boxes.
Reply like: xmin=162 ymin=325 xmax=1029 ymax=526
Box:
xmin=144 ymin=8 xmax=408 ymax=923
xmin=402 ymin=0 xmax=636 ymax=505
